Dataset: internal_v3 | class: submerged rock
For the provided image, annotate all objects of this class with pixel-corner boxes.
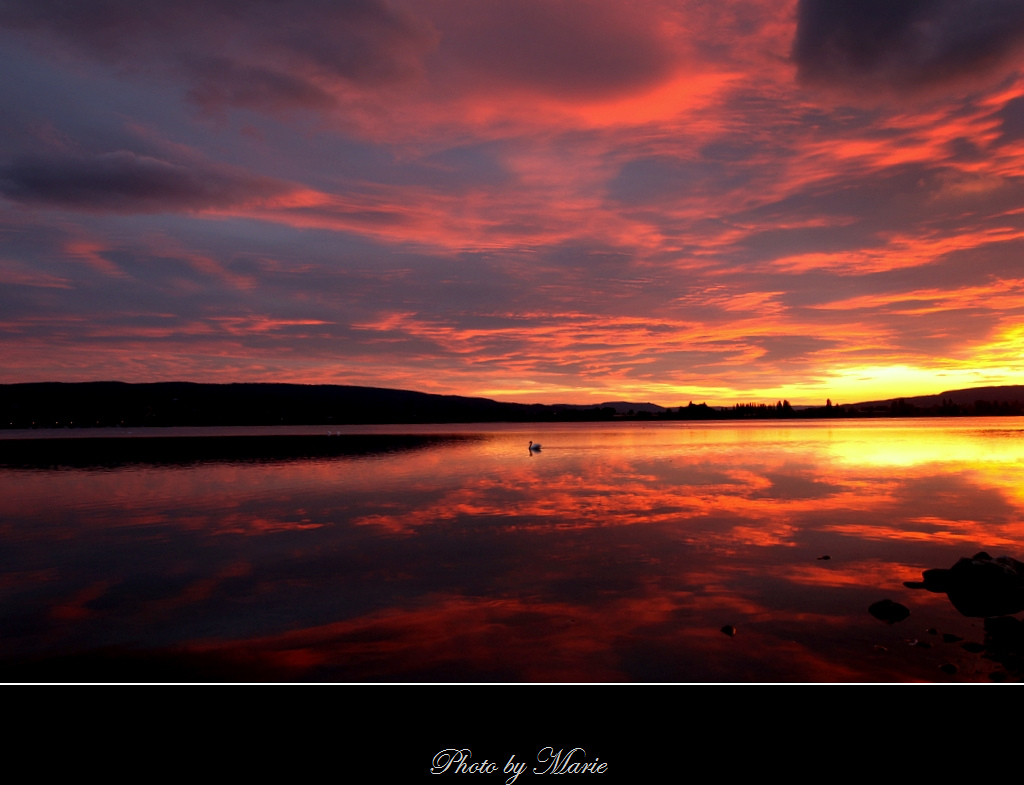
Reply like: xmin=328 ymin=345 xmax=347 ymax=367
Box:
xmin=982 ymin=616 xmax=1024 ymax=677
xmin=869 ymin=599 xmax=910 ymax=624
xmin=942 ymin=633 xmax=963 ymax=644
xmin=904 ymin=552 xmax=1024 ymax=618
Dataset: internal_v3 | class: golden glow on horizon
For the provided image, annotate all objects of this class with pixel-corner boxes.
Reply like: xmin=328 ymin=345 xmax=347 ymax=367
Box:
xmin=478 ymin=363 xmax=1022 ymax=407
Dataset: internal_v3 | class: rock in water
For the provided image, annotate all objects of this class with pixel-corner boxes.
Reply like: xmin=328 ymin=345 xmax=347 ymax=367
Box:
xmin=904 ymin=552 xmax=1024 ymax=617
xmin=869 ymin=599 xmax=910 ymax=624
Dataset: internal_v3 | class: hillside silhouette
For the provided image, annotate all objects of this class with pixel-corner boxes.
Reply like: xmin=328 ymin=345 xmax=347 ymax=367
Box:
xmin=3 ymin=381 xmax=1024 ymax=429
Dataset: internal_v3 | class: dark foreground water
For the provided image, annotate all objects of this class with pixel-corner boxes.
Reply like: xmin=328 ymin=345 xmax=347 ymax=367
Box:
xmin=3 ymin=419 xmax=1023 ymax=682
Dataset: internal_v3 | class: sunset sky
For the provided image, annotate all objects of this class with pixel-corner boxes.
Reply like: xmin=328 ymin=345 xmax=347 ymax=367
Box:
xmin=4 ymin=0 xmax=1024 ymax=405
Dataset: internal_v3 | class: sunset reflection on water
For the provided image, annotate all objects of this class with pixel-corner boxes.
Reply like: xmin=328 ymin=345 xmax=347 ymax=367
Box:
xmin=3 ymin=420 xmax=1024 ymax=682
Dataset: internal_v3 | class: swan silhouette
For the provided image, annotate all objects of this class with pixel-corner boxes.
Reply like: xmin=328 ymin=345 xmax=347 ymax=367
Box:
xmin=529 ymin=441 xmax=542 ymax=452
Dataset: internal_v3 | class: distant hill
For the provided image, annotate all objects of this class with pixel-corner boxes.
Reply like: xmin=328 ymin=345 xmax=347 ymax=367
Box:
xmin=552 ymin=401 xmax=667 ymax=414
xmin=4 ymin=381 xmax=1024 ymax=429
xmin=0 ymin=382 xmax=672 ymax=428
xmin=850 ymin=385 xmax=1024 ymax=409
xmin=0 ymin=381 xmax=553 ymax=428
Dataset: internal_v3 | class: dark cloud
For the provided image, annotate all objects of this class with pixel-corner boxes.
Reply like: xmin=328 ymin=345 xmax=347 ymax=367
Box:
xmin=0 ymin=151 xmax=289 ymax=213
xmin=792 ymin=0 xmax=1024 ymax=90
xmin=608 ymin=155 xmax=754 ymax=205
xmin=998 ymin=95 xmax=1024 ymax=140
xmin=186 ymin=59 xmax=338 ymax=113
xmin=434 ymin=0 xmax=676 ymax=99
xmin=735 ymin=164 xmax=992 ymax=260
xmin=0 ymin=0 xmax=438 ymax=112
xmin=751 ymin=335 xmax=839 ymax=364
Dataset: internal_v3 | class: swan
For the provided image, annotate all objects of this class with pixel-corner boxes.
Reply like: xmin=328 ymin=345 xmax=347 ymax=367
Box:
xmin=529 ymin=441 xmax=542 ymax=452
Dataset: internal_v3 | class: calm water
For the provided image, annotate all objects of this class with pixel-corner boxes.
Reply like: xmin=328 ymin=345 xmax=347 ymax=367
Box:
xmin=3 ymin=419 xmax=1024 ymax=682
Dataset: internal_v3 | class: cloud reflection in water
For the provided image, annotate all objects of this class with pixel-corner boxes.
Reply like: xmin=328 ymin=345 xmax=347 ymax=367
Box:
xmin=2 ymin=420 xmax=1022 ymax=681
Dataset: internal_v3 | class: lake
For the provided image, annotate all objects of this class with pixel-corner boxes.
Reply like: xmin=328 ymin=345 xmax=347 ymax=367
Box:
xmin=3 ymin=418 xmax=1023 ymax=682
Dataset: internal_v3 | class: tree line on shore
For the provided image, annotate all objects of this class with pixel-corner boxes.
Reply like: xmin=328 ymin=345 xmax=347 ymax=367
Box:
xmin=654 ymin=398 xmax=1024 ymax=420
